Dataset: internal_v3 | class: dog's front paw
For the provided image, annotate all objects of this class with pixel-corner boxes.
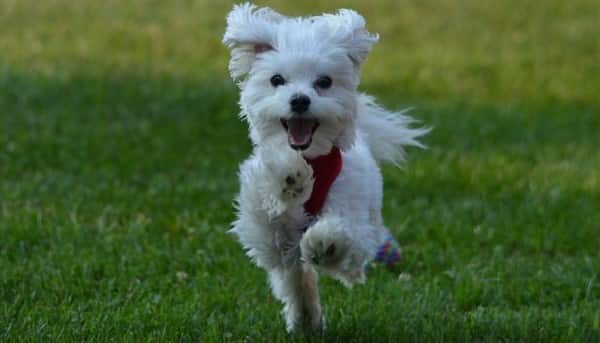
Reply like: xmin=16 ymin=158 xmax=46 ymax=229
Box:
xmin=255 ymin=147 xmax=314 ymax=219
xmin=261 ymin=147 xmax=314 ymax=204
xmin=300 ymin=216 xmax=368 ymax=287
xmin=281 ymin=166 xmax=312 ymax=202
xmin=300 ymin=216 xmax=350 ymax=269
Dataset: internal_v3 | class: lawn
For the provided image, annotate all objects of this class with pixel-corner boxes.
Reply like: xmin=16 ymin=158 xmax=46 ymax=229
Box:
xmin=1 ymin=0 xmax=599 ymax=341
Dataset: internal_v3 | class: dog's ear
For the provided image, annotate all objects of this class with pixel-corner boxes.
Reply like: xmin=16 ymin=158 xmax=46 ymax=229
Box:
xmin=323 ymin=9 xmax=379 ymax=67
xmin=223 ymin=3 xmax=283 ymax=80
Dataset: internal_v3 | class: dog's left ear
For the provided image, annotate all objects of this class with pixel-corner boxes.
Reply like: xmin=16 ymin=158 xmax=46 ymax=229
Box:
xmin=324 ymin=9 xmax=379 ymax=67
xmin=223 ymin=3 xmax=283 ymax=81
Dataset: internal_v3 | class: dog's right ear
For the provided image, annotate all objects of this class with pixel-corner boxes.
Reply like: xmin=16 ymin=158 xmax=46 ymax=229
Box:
xmin=223 ymin=3 xmax=283 ymax=81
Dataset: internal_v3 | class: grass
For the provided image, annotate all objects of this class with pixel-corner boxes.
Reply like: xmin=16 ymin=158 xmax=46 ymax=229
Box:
xmin=1 ymin=0 xmax=599 ymax=341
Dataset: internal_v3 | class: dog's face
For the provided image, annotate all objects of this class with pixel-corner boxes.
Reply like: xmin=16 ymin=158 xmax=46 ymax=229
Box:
xmin=223 ymin=4 xmax=378 ymax=157
xmin=240 ymin=50 xmax=357 ymax=157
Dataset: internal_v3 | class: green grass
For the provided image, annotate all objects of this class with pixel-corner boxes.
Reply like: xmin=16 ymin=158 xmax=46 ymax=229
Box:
xmin=1 ymin=0 xmax=599 ymax=341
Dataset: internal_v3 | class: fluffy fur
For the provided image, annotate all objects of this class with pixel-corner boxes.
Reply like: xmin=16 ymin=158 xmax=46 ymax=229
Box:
xmin=224 ymin=3 xmax=429 ymax=333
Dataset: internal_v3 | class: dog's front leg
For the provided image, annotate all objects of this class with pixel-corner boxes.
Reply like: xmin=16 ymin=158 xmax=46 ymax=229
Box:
xmin=234 ymin=153 xmax=321 ymax=332
xmin=268 ymin=263 xmax=324 ymax=333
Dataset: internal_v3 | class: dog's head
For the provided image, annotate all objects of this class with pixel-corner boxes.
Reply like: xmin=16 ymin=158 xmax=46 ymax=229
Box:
xmin=223 ymin=3 xmax=378 ymax=157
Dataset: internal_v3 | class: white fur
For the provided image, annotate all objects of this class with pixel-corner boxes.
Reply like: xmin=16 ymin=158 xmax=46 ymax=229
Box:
xmin=224 ymin=3 xmax=429 ymax=333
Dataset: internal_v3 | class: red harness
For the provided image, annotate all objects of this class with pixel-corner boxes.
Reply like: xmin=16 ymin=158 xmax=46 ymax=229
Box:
xmin=303 ymin=147 xmax=343 ymax=217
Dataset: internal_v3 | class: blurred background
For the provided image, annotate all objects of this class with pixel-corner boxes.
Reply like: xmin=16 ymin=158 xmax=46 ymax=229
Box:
xmin=1 ymin=0 xmax=599 ymax=341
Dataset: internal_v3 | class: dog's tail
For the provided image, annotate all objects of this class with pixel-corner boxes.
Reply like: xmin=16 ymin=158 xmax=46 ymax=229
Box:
xmin=357 ymin=94 xmax=430 ymax=166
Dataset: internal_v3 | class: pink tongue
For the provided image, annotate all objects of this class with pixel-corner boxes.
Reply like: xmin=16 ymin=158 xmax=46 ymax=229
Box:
xmin=287 ymin=118 xmax=316 ymax=146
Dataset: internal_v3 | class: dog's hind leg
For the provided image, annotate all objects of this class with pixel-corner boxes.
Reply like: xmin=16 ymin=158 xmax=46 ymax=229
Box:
xmin=268 ymin=263 xmax=324 ymax=333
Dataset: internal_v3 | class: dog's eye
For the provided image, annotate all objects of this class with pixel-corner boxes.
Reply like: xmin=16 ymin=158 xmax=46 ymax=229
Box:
xmin=325 ymin=243 xmax=336 ymax=256
xmin=270 ymin=74 xmax=285 ymax=87
xmin=315 ymin=76 xmax=332 ymax=89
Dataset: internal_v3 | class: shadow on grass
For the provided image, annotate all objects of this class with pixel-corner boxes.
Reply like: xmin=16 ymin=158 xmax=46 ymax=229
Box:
xmin=2 ymin=66 xmax=598 ymax=154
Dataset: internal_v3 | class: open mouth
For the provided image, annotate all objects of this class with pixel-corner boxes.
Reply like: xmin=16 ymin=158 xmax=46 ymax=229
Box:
xmin=280 ymin=117 xmax=319 ymax=151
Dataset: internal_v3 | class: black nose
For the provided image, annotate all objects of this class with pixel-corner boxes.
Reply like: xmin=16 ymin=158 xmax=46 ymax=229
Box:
xmin=290 ymin=94 xmax=311 ymax=114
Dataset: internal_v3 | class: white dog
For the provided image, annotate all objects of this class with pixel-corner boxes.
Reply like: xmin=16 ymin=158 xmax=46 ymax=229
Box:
xmin=223 ymin=3 xmax=428 ymax=333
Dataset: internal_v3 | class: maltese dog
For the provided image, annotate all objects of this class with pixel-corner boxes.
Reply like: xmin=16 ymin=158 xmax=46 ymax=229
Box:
xmin=223 ymin=3 xmax=428 ymax=333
